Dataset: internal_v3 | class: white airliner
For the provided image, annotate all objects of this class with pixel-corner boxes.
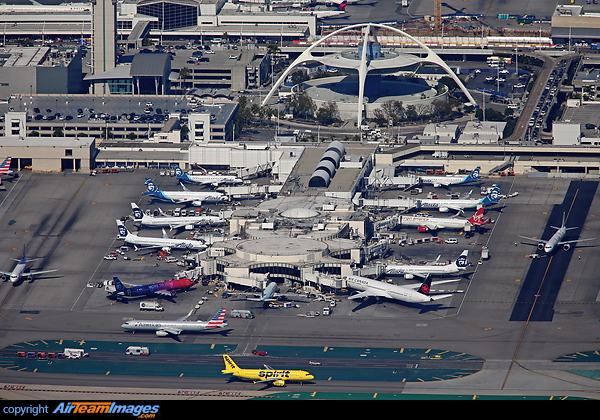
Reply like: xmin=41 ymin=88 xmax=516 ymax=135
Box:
xmin=174 ymin=165 xmax=243 ymax=187
xmin=0 ymin=253 xmax=58 ymax=283
xmin=232 ymin=281 xmax=294 ymax=302
xmin=400 ymin=207 xmax=492 ymax=232
xmin=417 ymin=185 xmax=500 ymax=212
xmin=519 ymin=212 xmax=595 ymax=254
xmin=144 ymin=179 xmax=228 ymax=206
xmin=121 ymin=308 xmax=228 ymax=337
xmin=419 ymin=167 xmax=481 ymax=188
xmin=116 ymin=220 xmax=207 ymax=251
xmin=346 ymin=275 xmax=458 ymax=303
xmin=384 ymin=250 xmax=469 ymax=279
xmin=130 ymin=203 xmax=226 ymax=230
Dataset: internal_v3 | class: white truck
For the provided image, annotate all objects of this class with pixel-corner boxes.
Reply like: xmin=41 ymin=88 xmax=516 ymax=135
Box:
xmin=126 ymin=346 xmax=150 ymax=356
xmin=64 ymin=348 xmax=89 ymax=359
xmin=231 ymin=309 xmax=254 ymax=319
xmin=139 ymin=301 xmax=164 ymax=311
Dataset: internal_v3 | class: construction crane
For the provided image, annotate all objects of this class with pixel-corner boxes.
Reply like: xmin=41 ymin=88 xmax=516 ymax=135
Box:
xmin=434 ymin=0 xmax=442 ymax=30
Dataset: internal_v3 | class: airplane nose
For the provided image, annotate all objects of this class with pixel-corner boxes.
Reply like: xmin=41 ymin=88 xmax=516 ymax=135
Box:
xmin=306 ymin=374 xmax=315 ymax=380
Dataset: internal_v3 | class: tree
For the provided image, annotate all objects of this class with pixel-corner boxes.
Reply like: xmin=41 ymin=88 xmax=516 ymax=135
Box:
xmin=179 ymin=67 xmax=191 ymax=93
xmin=288 ymin=90 xmax=316 ymax=119
xmin=315 ymin=101 xmax=340 ymax=125
xmin=380 ymin=100 xmax=404 ymax=123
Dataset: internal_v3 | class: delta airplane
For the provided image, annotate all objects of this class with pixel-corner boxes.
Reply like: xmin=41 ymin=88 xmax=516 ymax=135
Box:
xmin=519 ymin=212 xmax=595 ymax=254
xmin=106 ymin=277 xmax=195 ymax=300
xmin=222 ymin=354 xmax=314 ymax=387
xmin=130 ymin=203 xmax=226 ymax=230
xmin=144 ymin=178 xmax=228 ymax=206
xmin=346 ymin=275 xmax=459 ymax=304
xmin=122 ymin=308 xmax=228 ymax=337
xmin=383 ymin=250 xmax=469 ymax=279
xmin=174 ymin=165 xmax=243 ymax=187
xmin=0 ymin=252 xmax=58 ymax=283
xmin=419 ymin=167 xmax=481 ymax=188
xmin=399 ymin=207 xmax=492 ymax=232
xmin=416 ymin=185 xmax=500 ymax=212
xmin=116 ymin=220 xmax=207 ymax=251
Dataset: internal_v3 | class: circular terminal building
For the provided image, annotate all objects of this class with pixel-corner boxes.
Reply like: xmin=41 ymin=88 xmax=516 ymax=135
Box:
xmin=263 ymin=23 xmax=477 ymax=125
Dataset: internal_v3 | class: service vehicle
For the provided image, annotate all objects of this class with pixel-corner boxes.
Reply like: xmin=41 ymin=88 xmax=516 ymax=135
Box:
xmin=126 ymin=346 xmax=150 ymax=356
xmin=64 ymin=348 xmax=89 ymax=359
xmin=139 ymin=301 xmax=164 ymax=311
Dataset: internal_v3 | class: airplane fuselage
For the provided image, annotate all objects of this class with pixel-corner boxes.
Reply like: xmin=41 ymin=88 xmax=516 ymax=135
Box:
xmin=10 ymin=260 xmax=27 ymax=282
xmin=149 ymin=190 xmax=227 ymax=204
xmin=229 ymin=369 xmax=314 ymax=383
xmin=345 ymin=275 xmax=433 ymax=303
xmin=112 ymin=278 xmax=194 ymax=297
xmin=121 ymin=319 xmax=227 ymax=333
xmin=384 ymin=263 xmax=459 ymax=277
xmin=140 ymin=214 xmax=225 ymax=228
xmin=399 ymin=215 xmax=469 ymax=230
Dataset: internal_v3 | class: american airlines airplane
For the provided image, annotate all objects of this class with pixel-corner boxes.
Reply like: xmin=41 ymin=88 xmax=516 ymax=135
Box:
xmin=121 ymin=308 xmax=228 ymax=337
xmin=130 ymin=203 xmax=226 ymax=230
xmin=419 ymin=167 xmax=481 ymax=188
xmin=0 ymin=157 xmax=13 ymax=175
xmin=519 ymin=212 xmax=595 ymax=254
xmin=144 ymin=179 xmax=228 ymax=206
xmin=399 ymin=207 xmax=492 ymax=232
xmin=174 ymin=165 xmax=242 ymax=187
xmin=416 ymin=185 xmax=500 ymax=212
xmin=116 ymin=220 xmax=207 ymax=251
xmin=346 ymin=275 xmax=459 ymax=303
xmin=0 ymin=252 xmax=58 ymax=283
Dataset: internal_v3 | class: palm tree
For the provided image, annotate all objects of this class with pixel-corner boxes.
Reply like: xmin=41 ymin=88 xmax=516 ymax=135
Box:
xmin=179 ymin=67 xmax=191 ymax=94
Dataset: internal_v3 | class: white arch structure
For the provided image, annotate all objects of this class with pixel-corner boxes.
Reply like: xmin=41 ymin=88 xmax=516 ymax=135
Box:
xmin=262 ymin=23 xmax=478 ymax=126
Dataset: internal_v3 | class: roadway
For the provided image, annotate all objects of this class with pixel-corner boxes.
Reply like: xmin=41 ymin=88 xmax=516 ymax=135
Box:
xmin=1 ymin=171 xmax=600 ymax=400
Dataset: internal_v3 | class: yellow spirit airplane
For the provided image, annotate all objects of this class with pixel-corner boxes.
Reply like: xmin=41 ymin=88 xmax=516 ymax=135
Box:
xmin=221 ymin=354 xmax=314 ymax=386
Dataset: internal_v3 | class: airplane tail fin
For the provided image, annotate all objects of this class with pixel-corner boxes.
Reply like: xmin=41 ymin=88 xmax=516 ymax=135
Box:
xmin=417 ymin=277 xmax=433 ymax=296
xmin=174 ymin=165 xmax=193 ymax=183
xmin=337 ymin=0 xmax=347 ymax=11
xmin=466 ymin=167 xmax=481 ymax=182
xmin=455 ymin=250 xmax=469 ymax=269
xmin=481 ymin=185 xmax=500 ymax=206
xmin=222 ymin=354 xmax=240 ymax=372
xmin=144 ymin=179 xmax=164 ymax=198
xmin=0 ymin=157 xmax=12 ymax=173
xmin=467 ymin=207 xmax=490 ymax=226
xmin=116 ymin=220 xmax=129 ymax=239
xmin=131 ymin=203 xmax=144 ymax=221
xmin=207 ymin=308 xmax=227 ymax=328
xmin=113 ymin=277 xmax=126 ymax=292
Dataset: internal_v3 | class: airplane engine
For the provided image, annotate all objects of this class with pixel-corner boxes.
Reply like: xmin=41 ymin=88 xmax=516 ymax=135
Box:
xmin=417 ymin=226 xmax=429 ymax=233
xmin=1 ymin=275 xmax=7 ymax=281
xmin=273 ymin=380 xmax=286 ymax=387
xmin=27 ymin=275 xmax=34 ymax=282
xmin=439 ymin=207 xmax=449 ymax=213
xmin=155 ymin=331 xmax=170 ymax=337
xmin=537 ymin=243 xmax=545 ymax=251
xmin=563 ymin=243 xmax=571 ymax=251
xmin=403 ymin=273 xmax=415 ymax=280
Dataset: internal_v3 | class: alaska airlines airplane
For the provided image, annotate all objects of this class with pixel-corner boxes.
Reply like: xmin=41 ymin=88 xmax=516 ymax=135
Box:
xmin=416 ymin=185 xmax=500 ymax=212
xmin=383 ymin=250 xmax=469 ymax=279
xmin=130 ymin=203 xmax=226 ymax=230
xmin=121 ymin=308 xmax=228 ymax=336
xmin=116 ymin=220 xmax=207 ymax=251
xmin=419 ymin=167 xmax=481 ymax=187
xmin=231 ymin=281 xmax=295 ymax=302
xmin=399 ymin=207 xmax=492 ymax=232
xmin=0 ymin=252 xmax=58 ymax=283
xmin=346 ymin=275 xmax=459 ymax=304
xmin=144 ymin=179 xmax=228 ymax=206
xmin=106 ymin=277 xmax=195 ymax=300
xmin=519 ymin=212 xmax=595 ymax=254
xmin=174 ymin=165 xmax=242 ymax=187
xmin=222 ymin=354 xmax=314 ymax=387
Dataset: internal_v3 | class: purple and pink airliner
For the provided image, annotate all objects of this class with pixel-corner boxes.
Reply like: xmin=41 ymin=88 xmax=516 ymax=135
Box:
xmin=106 ymin=277 xmax=194 ymax=300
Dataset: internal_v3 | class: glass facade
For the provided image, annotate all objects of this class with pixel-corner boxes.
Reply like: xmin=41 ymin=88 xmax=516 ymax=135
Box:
xmin=137 ymin=1 xmax=197 ymax=31
xmin=108 ymin=78 xmax=133 ymax=94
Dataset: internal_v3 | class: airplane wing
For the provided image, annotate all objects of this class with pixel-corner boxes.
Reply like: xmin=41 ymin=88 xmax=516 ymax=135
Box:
xmin=559 ymin=238 xmax=596 ymax=246
xmin=518 ymin=235 xmax=546 ymax=243
xmin=27 ymin=269 xmax=59 ymax=277
xmin=425 ymin=256 xmax=441 ymax=266
xmin=155 ymin=290 xmax=177 ymax=297
xmin=168 ymin=222 xmax=189 ymax=230
xmin=348 ymin=289 xmax=392 ymax=300
xmin=176 ymin=309 xmax=195 ymax=322
xmin=0 ymin=270 xmax=12 ymax=276
xmin=404 ymin=279 xmax=461 ymax=290
xmin=158 ymin=328 xmax=182 ymax=336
